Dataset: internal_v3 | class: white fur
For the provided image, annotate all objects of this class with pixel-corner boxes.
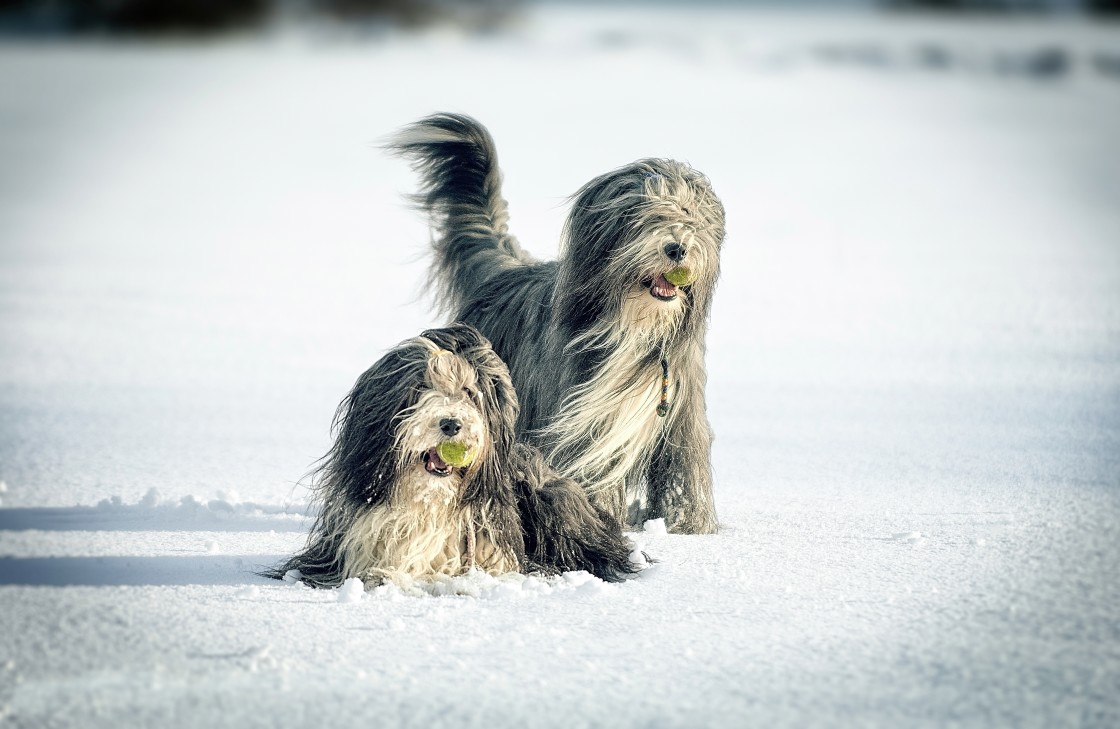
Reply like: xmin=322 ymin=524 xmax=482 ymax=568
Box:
xmin=340 ymin=467 xmax=468 ymax=586
xmin=538 ymin=344 xmax=677 ymax=499
xmin=339 ymin=467 xmax=519 ymax=588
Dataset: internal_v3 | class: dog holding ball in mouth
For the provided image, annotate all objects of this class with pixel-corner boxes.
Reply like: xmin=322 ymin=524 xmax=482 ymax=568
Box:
xmin=267 ymin=324 xmax=639 ymax=589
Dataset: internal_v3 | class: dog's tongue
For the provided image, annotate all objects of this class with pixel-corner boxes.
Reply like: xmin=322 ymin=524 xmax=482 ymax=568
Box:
xmin=651 ymin=273 xmax=678 ymax=298
xmin=426 ymin=446 xmax=449 ymax=473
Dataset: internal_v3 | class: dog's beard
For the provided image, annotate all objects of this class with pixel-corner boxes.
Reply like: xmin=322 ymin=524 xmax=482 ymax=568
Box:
xmin=339 ymin=455 xmax=519 ymax=588
xmin=621 ymin=278 xmax=684 ymax=347
xmin=538 ymin=345 xmax=667 ymax=497
xmin=391 ymin=352 xmax=488 ymax=503
xmin=339 ymin=479 xmax=470 ymax=586
xmin=569 ymin=226 xmax=713 ymax=355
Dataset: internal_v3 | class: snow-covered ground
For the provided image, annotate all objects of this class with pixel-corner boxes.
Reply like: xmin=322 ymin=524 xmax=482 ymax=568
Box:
xmin=2 ymin=5 xmax=1119 ymax=727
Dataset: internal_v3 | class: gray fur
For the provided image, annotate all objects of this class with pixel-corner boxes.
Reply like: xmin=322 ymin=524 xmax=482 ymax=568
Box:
xmin=392 ymin=114 xmax=724 ymax=534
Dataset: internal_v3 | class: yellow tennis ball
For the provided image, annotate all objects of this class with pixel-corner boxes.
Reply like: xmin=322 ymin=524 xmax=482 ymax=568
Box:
xmin=664 ymin=266 xmax=695 ymax=287
xmin=437 ymin=441 xmax=476 ymax=468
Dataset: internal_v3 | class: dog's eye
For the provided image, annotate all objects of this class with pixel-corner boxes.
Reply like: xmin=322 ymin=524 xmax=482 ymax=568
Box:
xmin=463 ymin=387 xmax=476 ymax=400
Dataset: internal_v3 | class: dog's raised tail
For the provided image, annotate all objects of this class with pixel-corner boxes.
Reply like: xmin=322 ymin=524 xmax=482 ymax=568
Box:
xmin=390 ymin=113 xmax=534 ymax=316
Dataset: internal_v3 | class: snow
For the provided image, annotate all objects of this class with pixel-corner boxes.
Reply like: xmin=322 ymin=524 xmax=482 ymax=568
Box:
xmin=2 ymin=4 xmax=1119 ymax=728
xmin=336 ymin=577 xmax=365 ymax=603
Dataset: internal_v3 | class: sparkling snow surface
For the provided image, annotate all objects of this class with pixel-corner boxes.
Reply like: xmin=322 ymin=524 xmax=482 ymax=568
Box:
xmin=2 ymin=6 xmax=1119 ymax=728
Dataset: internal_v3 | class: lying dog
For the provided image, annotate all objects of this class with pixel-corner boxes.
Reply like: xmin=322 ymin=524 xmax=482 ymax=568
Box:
xmin=392 ymin=114 xmax=726 ymax=533
xmin=268 ymin=324 xmax=639 ymax=588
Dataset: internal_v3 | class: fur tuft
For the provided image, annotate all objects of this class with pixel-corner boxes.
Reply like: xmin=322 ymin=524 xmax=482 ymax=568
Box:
xmin=514 ymin=444 xmax=638 ymax=582
xmin=390 ymin=113 xmax=537 ymax=316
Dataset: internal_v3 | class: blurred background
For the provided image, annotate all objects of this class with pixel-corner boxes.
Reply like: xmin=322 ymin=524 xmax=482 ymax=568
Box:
xmin=0 ymin=0 xmax=1117 ymax=36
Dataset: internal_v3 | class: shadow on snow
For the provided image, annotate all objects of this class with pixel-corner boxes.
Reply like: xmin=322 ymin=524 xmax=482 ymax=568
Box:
xmin=0 ymin=554 xmax=286 ymax=586
xmin=0 ymin=501 xmax=312 ymax=533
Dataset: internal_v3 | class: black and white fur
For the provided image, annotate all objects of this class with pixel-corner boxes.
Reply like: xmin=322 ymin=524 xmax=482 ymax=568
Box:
xmin=267 ymin=323 xmax=638 ymax=588
xmin=392 ymin=114 xmax=724 ymax=534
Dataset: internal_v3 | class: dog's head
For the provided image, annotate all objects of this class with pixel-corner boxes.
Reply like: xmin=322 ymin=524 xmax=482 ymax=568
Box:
xmin=325 ymin=323 xmax=520 ymax=509
xmin=556 ymin=159 xmax=724 ymax=349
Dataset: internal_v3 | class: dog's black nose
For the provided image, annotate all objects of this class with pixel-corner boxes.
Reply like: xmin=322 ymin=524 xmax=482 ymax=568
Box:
xmin=439 ymin=418 xmax=462 ymax=436
xmin=664 ymin=242 xmax=686 ymax=262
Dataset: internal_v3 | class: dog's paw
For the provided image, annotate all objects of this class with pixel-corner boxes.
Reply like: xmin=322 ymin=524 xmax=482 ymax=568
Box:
xmin=660 ymin=501 xmax=718 ymax=535
xmin=667 ymin=515 xmax=719 ymax=535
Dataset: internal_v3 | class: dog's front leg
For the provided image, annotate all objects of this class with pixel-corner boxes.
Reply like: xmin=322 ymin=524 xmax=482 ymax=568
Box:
xmin=645 ymin=373 xmax=718 ymax=534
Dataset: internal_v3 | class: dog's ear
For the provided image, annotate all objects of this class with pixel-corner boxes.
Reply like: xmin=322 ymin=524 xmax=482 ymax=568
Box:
xmin=421 ymin=322 xmax=489 ymax=352
xmin=453 ymin=328 xmax=521 ymax=500
xmin=458 ymin=406 xmax=525 ymax=569
xmin=455 ymin=356 xmax=524 ymax=567
xmin=321 ymin=340 xmax=429 ymax=506
xmin=474 ymin=343 xmax=520 ymax=437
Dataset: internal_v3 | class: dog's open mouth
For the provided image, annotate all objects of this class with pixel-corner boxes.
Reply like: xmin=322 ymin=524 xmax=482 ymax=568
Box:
xmin=422 ymin=447 xmax=453 ymax=478
xmin=422 ymin=442 xmax=477 ymax=477
xmin=646 ymin=273 xmax=679 ymax=302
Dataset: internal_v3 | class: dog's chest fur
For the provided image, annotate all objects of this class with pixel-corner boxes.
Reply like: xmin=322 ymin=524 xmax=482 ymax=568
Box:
xmin=543 ymin=345 xmax=674 ymax=495
xmin=340 ymin=469 xmax=517 ymax=585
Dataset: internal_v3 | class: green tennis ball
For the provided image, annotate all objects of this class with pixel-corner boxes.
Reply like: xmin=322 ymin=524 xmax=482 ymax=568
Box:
xmin=437 ymin=441 xmax=476 ymax=468
xmin=664 ymin=266 xmax=695 ymax=287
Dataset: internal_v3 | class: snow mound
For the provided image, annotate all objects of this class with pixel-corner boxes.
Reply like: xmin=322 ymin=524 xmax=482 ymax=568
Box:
xmin=628 ymin=547 xmax=649 ymax=567
xmin=281 ymin=569 xmax=303 ymax=585
xmin=337 ymin=577 xmax=364 ymax=603
xmin=98 ymin=489 xmax=311 ymax=523
xmin=0 ymin=488 xmax=312 ymax=533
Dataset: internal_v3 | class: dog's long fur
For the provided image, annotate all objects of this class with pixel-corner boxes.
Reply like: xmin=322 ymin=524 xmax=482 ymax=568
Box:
xmin=392 ymin=114 xmax=724 ymax=534
xmin=267 ymin=323 xmax=637 ymax=588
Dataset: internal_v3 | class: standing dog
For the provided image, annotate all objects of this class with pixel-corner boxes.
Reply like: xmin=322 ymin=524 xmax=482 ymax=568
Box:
xmin=268 ymin=324 xmax=637 ymax=588
xmin=392 ymin=114 xmax=725 ymax=533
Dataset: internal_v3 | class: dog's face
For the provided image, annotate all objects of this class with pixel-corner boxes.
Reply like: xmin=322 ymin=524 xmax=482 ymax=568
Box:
xmin=303 ymin=324 xmax=524 ymax=585
xmin=394 ymin=346 xmax=488 ymax=487
xmin=341 ymin=324 xmax=517 ymax=509
xmin=559 ymin=159 xmax=725 ymax=346
xmin=631 ymin=167 xmax=716 ymax=309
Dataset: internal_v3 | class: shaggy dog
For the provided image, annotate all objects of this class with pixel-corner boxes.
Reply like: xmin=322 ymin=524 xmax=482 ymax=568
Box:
xmin=392 ymin=114 xmax=725 ymax=534
xmin=268 ymin=324 xmax=638 ymax=588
